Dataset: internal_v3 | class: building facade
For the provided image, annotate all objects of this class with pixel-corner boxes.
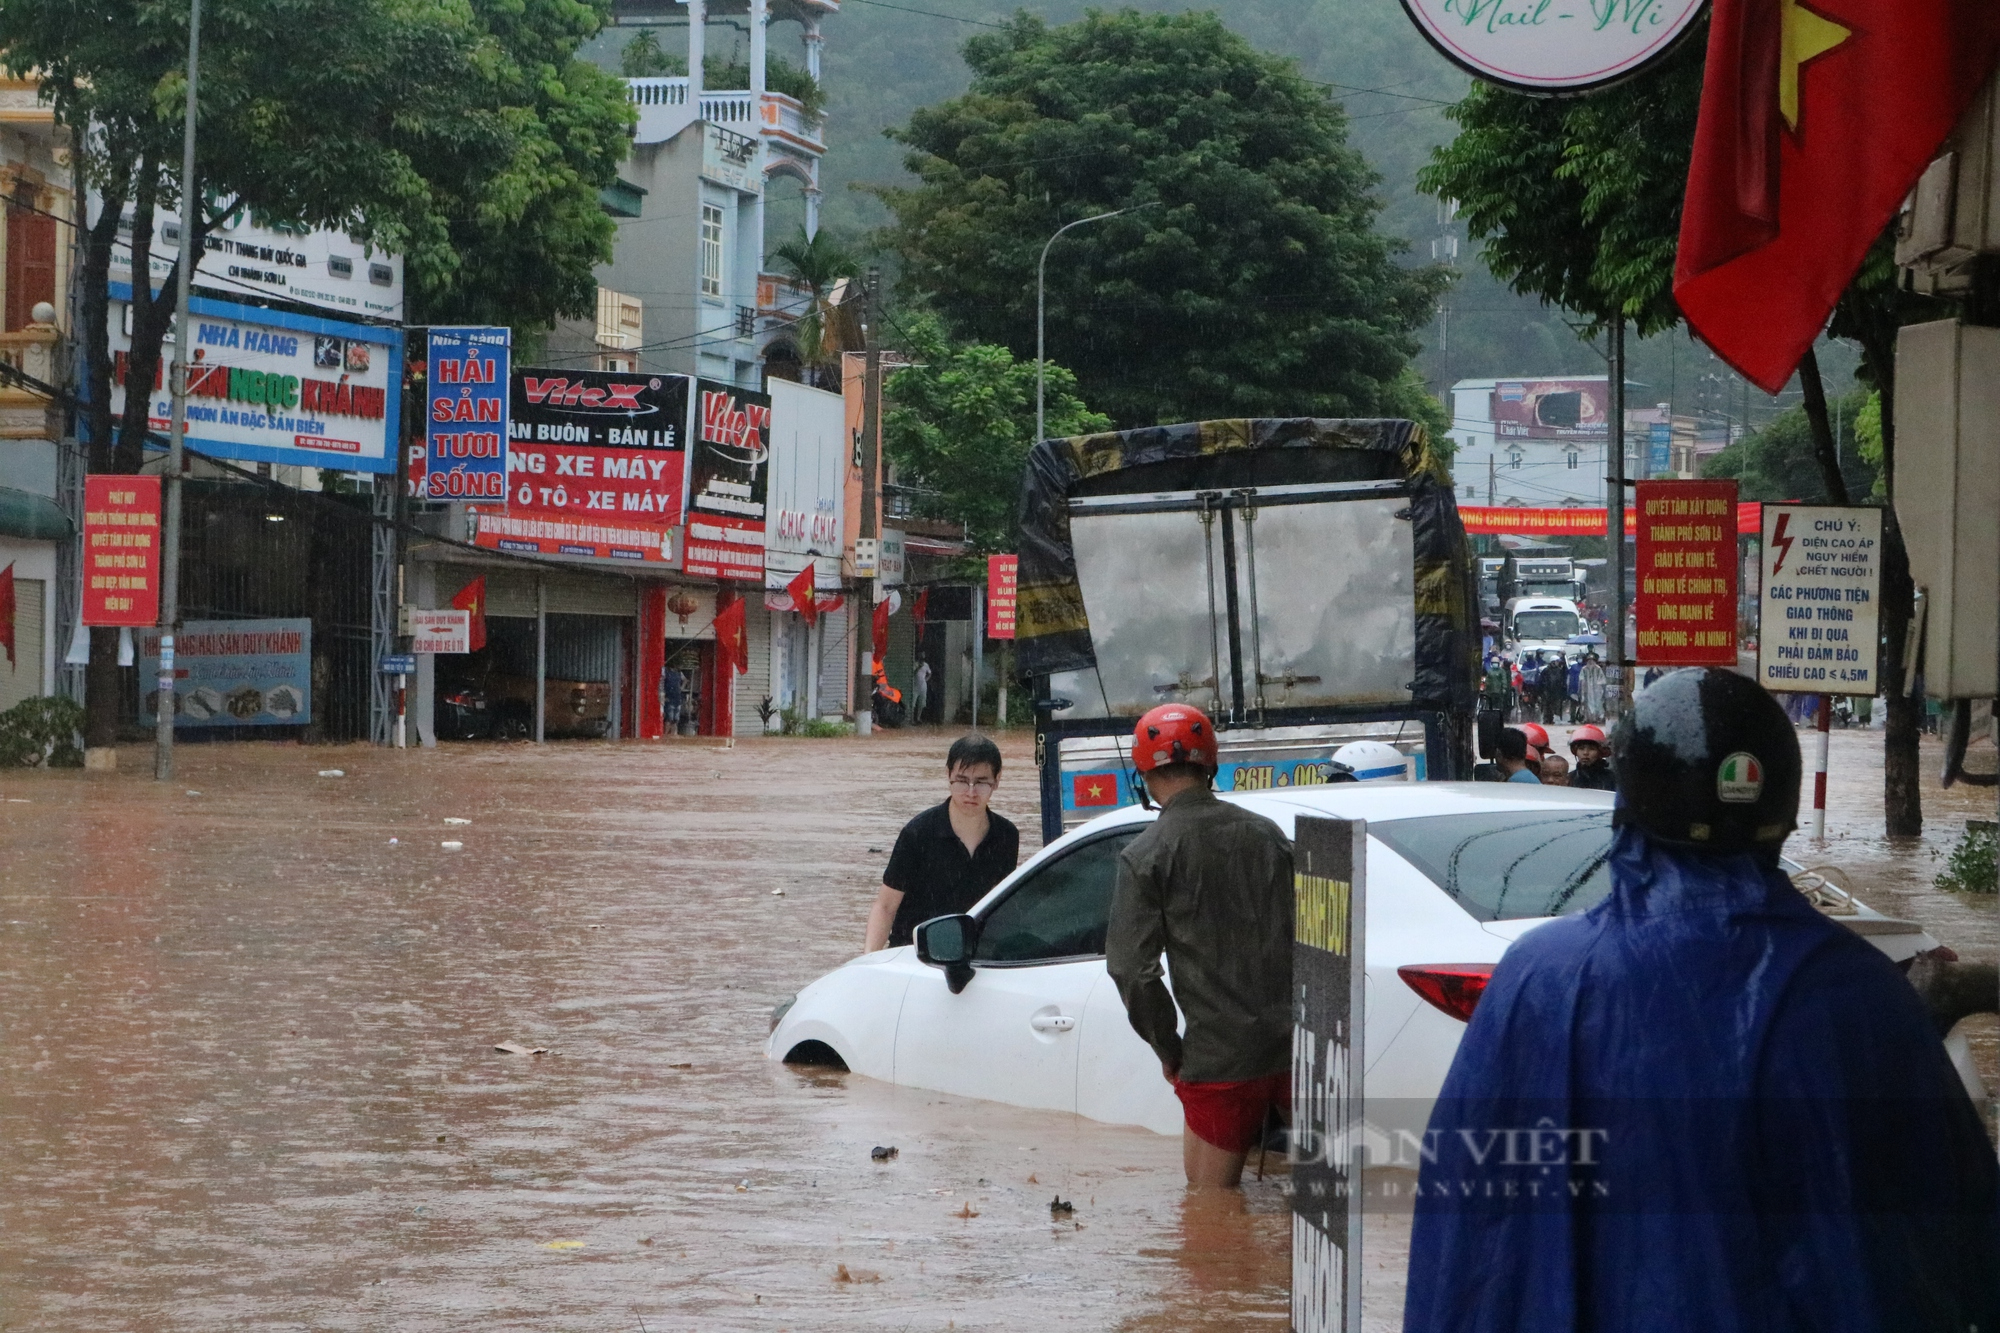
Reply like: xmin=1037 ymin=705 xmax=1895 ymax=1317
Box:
xmin=0 ymin=75 xmax=73 ymax=715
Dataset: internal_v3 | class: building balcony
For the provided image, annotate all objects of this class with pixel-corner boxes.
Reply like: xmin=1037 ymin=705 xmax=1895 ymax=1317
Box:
xmin=627 ymin=78 xmax=823 ymax=154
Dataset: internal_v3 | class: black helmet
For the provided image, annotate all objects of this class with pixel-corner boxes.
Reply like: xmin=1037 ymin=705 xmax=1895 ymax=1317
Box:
xmin=1612 ymin=668 xmax=1799 ymax=853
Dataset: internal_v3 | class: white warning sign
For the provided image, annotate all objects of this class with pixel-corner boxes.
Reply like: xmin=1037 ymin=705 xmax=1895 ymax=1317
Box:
xmin=1756 ymin=505 xmax=1882 ymax=697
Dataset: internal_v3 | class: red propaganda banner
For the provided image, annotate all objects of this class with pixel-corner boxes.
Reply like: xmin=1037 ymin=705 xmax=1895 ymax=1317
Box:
xmin=1458 ymin=503 xmax=1763 ymax=537
xmin=83 ymin=474 xmax=161 ymax=626
xmin=468 ymin=507 xmax=675 ymax=564
xmin=1634 ymin=480 xmax=1740 ymax=665
xmin=987 ymin=553 xmax=1019 ymax=640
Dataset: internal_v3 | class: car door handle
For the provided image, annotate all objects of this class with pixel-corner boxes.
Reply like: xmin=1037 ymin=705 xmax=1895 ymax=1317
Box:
xmin=1030 ymin=1015 xmax=1076 ymax=1033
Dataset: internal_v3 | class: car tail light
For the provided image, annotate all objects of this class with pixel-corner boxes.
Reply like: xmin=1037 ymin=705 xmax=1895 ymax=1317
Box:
xmin=443 ymin=691 xmax=475 ymax=707
xmin=1397 ymin=964 xmax=1495 ymax=1022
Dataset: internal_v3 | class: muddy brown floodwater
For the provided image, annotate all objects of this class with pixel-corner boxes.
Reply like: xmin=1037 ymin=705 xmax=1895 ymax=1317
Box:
xmin=0 ymin=726 xmax=1992 ymax=1332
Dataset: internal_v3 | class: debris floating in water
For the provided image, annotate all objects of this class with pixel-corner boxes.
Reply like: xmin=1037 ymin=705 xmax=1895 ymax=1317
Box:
xmin=444 ymin=817 xmax=470 ymax=825
xmin=954 ymin=1201 xmax=979 ymax=1219
xmin=441 ymin=841 xmax=464 ymax=851
xmin=1050 ymin=1195 xmax=1074 ymax=1218
xmin=870 ymin=1145 xmax=898 ymax=1162
xmin=317 ymin=769 xmax=345 ymax=778
xmin=493 ymin=1042 xmax=548 ymax=1056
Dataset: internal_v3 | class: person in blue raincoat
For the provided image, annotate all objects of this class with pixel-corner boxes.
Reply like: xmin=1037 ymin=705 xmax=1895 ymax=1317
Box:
xmin=1405 ymin=668 xmax=1998 ymax=1333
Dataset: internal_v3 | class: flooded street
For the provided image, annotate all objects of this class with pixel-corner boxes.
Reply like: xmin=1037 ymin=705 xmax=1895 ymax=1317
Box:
xmin=1 ymin=727 xmax=1992 ymax=1330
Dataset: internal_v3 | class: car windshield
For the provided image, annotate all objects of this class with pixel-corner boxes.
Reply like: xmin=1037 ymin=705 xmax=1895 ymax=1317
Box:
xmin=1370 ymin=809 xmax=1613 ymax=921
xmin=1513 ymin=610 xmax=1580 ymax=641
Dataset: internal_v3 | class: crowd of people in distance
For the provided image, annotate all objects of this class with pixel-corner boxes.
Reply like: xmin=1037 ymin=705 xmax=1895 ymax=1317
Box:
xmin=1483 ymin=647 xmax=1609 ymax=726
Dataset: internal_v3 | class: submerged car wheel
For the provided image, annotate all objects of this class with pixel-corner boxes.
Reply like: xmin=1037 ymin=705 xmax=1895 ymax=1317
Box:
xmin=781 ymin=1039 xmax=848 ymax=1070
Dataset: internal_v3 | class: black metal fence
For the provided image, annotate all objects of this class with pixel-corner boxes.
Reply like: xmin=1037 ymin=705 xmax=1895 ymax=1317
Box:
xmin=121 ymin=479 xmax=378 ymax=742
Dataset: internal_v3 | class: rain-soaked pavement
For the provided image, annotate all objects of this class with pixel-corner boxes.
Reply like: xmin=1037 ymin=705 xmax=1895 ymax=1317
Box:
xmin=0 ymin=725 xmax=1993 ymax=1331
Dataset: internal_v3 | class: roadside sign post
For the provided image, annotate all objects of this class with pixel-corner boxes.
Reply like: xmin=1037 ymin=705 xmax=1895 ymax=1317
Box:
xmin=380 ymin=654 xmax=418 ymax=749
xmin=987 ymin=555 xmax=1018 ymax=727
xmin=1292 ymin=816 xmax=1365 ymax=1333
xmin=1755 ymin=505 xmax=1883 ymax=841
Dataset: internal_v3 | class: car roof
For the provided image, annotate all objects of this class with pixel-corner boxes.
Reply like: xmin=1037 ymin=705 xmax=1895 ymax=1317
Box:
xmin=1060 ymin=781 xmax=1612 ymax=841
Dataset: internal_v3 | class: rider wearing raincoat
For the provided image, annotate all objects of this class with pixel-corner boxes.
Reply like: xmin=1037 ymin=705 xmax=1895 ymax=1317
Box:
xmin=1405 ymin=668 xmax=1998 ymax=1333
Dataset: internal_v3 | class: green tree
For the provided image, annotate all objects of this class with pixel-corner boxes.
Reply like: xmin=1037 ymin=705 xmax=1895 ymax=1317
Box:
xmin=769 ymin=227 xmax=861 ymax=386
xmin=0 ymin=0 xmax=630 ymax=745
xmin=883 ymin=311 xmax=1109 ymax=554
xmin=874 ymin=11 xmax=1445 ymax=429
xmin=1702 ymin=393 xmax=1876 ymax=502
xmin=1420 ymin=40 xmax=1946 ymax=836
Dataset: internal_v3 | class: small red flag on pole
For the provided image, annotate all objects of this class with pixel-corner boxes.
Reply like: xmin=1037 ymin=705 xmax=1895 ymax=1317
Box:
xmin=787 ymin=563 xmax=819 ymax=627
xmin=451 ymin=576 xmax=488 ymax=652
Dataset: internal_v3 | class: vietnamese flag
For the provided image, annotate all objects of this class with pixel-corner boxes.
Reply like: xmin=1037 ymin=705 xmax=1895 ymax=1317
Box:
xmin=714 ymin=595 xmax=748 ymax=677
xmin=787 ymin=563 xmax=819 ymax=627
xmin=1675 ymin=0 xmax=2000 ymax=392
xmin=871 ymin=596 xmax=891 ymax=673
xmin=451 ymin=575 xmax=487 ymax=652
xmin=0 ymin=562 xmax=14 ymax=666
xmin=1071 ymin=771 xmax=1121 ymax=808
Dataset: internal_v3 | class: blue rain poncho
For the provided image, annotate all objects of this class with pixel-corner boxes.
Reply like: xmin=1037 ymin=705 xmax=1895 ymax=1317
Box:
xmin=1404 ymin=827 xmax=1999 ymax=1333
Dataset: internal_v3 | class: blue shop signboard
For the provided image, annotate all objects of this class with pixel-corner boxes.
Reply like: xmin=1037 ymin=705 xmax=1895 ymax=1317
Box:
xmin=138 ymin=618 xmax=312 ymax=727
xmin=108 ymin=283 xmax=403 ymax=474
xmin=424 ymin=326 xmax=511 ymax=501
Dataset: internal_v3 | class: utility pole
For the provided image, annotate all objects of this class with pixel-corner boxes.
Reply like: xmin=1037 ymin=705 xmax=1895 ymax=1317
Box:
xmin=853 ymin=266 xmax=882 ymax=734
xmin=1607 ymin=313 xmax=1628 ymax=717
xmin=155 ymin=0 xmax=202 ymax=781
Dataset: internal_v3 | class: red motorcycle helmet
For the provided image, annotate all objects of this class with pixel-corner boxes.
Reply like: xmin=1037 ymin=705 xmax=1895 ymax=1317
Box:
xmin=1133 ymin=704 xmax=1218 ymax=774
xmin=1571 ymin=724 xmax=1607 ymax=749
xmin=1518 ymin=722 xmax=1550 ymax=751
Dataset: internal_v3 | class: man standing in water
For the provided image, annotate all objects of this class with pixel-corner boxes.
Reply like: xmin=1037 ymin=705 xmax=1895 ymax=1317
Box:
xmin=865 ymin=734 xmax=1019 ymax=952
xmin=1108 ymin=704 xmax=1294 ymax=1188
xmin=1406 ymin=670 xmax=1998 ymax=1330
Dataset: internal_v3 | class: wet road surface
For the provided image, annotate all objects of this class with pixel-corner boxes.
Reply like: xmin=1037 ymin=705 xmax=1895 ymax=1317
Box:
xmin=0 ymin=726 xmax=1991 ymax=1330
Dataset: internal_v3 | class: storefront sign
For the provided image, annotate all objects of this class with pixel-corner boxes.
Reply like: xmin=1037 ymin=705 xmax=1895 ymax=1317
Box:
xmin=1756 ymin=505 xmax=1882 ymax=695
xmin=137 ymin=618 xmax=311 ymax=727
xmin=425 ymin=328 xmax=510 ymax=501
xmin=104 ymin=196 xmax=404 ymax=319
xmin=765 ymin=379 xmax=846 ymax=598
xmin=1634 ymin=480 xmax=1739 ymax=666
xmin=407 ymin=608 xmax=471 ymax=654
xmin=878 ymin=530 xmax=906 ymax=586
xmin=378 ymin=653 xmax=417 ymax=675
xmin=110 ymin=285 xmax=401 ymax=474
xmin=1400 ymin=0 xmax=1706 ymax=95
xmin=469 ymin=508 xmax=676 ymax=565
xmin=82 ymin=475 xmax=160 ymax=626
xmin=506 ymin=369 xmax=690 ymax=534
xmin=987 ymin=554 xmax=1019 ymax=640
xmin=685 ymin=380 xmax=771 ymax=583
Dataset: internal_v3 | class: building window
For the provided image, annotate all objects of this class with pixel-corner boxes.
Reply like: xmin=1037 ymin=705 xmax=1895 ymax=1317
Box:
xmin=1507 ymin=448 xmax=1523 ymax=470
xmin=5 ymin=182 xmax=57 ymax=331
xmin=1565 ymin=449 xmax=1581 ymax=470
xmin=700 ymin=204 xmax=724 ymax=298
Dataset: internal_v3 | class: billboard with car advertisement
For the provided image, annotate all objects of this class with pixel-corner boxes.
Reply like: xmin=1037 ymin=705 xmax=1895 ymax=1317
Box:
xmin=684 ymin=380 xmax=771 ymax=583
xmin=505 ymin=368 xmax=690 ymax=527
xmin=109 ymin=284 xmax=401 ymax=473
xmin=1490 ymin=378 xmax=1610 ymax=441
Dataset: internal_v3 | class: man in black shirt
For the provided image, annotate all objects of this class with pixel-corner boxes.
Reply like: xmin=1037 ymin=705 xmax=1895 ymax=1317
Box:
xmin=865 ymin=734 xmax=1021 ymax=951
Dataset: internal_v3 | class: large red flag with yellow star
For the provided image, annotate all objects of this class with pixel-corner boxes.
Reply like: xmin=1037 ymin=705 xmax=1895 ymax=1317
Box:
xmin=1675 ymin=0 xmax=2000 ymax=392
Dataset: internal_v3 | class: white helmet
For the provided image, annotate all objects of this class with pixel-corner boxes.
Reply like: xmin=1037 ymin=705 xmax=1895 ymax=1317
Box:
xmin=1331 ymin=740 xmax=1409 ymax=783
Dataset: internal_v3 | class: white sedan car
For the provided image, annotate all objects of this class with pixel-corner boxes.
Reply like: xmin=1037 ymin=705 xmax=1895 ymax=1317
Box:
xmin=768 ymin=783 xmax=1952 ymax=1137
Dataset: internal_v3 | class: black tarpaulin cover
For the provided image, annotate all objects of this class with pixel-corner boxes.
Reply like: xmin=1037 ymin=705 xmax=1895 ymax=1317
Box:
xmin=1013 ymin=417 xmax=1476 ymax=712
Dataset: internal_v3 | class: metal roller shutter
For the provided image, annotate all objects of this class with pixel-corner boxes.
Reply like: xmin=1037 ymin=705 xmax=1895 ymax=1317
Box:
xmin=0 ymin=577 xmax=44 ymax=712
xmin=735 ymin=597 xmax=772 ymax=736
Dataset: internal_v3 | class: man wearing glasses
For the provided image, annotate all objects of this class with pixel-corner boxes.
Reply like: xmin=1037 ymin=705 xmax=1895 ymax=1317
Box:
xmin=864 ymin=734 xmax=1021 ymax=953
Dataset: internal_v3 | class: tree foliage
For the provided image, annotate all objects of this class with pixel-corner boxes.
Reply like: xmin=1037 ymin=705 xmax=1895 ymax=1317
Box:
xmin=874 ymin=11 xmax=1445 ymax=429
xmin=883 ymin=312 xmax=1109 ymax=554
xmin=1419 ymin=31 xmax=1704 ymax=332
xmin=769 ymin=227 xmax=861 ymax=375
xmin=1701 ymin=393 xmax=1876 ymax=502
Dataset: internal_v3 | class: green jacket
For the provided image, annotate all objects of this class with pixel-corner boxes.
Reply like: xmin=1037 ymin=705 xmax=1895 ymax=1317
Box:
xmin=1106 ymin=785 xmax=1294 ymax=1084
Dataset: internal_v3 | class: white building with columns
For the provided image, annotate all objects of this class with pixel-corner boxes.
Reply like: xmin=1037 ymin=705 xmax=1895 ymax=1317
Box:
xmin=545 ymin=0 xmax=838 ymax=390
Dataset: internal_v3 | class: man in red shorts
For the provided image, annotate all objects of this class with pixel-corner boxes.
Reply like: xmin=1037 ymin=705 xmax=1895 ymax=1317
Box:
xmin=1107 ymin=703 xmax=1295 ymax=1187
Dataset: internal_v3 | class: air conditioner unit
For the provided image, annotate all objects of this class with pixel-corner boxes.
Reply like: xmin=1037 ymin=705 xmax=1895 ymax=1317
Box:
xmin=1897 ymin=76 xmax=2000 ymax=293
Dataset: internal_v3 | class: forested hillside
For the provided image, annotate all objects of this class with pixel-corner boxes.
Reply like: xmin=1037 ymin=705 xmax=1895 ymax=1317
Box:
xmin=695 ymin=1 xmax=1847 ymax=423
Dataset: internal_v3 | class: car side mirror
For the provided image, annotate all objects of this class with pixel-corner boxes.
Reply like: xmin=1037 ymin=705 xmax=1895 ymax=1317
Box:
xmin=915 ymin=914 xmax=979 ymax=994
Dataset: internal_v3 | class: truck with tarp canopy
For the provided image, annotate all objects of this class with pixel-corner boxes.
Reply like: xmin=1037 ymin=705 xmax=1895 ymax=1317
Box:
xmin=1015 ymin=417 xmax=1481 ymax=842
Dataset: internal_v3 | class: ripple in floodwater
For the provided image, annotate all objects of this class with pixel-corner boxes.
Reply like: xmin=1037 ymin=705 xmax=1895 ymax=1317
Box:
xmin=0 ymin=727 xmax=1988 ymax=1331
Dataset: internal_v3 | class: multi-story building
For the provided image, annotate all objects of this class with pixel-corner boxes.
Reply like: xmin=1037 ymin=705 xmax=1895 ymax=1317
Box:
xmin=0 ymin=74 xmax=73 ymax=714
xmin=1447 ymin=375 xmax=1638 ymax=508
xmin=546 ymin=0 xmax=838 ymax=389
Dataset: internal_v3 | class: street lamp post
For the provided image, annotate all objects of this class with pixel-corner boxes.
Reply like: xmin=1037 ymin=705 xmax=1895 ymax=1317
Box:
xmin=155 ymin=0 xmax=203 ymax=781
xmin=1035 ymin=202 xmax=1157 ymax=446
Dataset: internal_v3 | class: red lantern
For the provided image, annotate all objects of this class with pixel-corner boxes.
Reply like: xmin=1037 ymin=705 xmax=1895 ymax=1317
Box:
xmin=666 ymin=590 xmax=701 ymax=627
